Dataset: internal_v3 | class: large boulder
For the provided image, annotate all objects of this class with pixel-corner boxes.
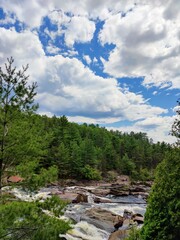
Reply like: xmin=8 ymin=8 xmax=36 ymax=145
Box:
xmin=109 ymin=184 xmax=130 ymax=196
xmin=89 ymin=188 xmax=110 ymax=196
xmin=72 ymin=193 xmax=88 ymax=203
xmin=83 ymin=207 xmax=123 ymax=232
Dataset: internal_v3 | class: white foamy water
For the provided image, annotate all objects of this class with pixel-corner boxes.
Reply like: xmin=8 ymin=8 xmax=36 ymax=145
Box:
xmin=100 ymin=202 xmax=146 ymax=216
xmin=60 ymin=221 xmax=109 ymax=240
xmin=4 ymin=187 xmax=51 ymax=201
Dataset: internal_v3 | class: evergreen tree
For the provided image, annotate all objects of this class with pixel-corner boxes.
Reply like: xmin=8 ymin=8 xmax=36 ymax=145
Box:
xmin=141 ymin=100 xmax=180 ymax=240
xmin=141 ymin=149 xmax=180 ymax=240
xmin=0 ymin=57 xmax=37 ymax=189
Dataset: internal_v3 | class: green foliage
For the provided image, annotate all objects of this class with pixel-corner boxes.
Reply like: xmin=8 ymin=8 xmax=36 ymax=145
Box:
xmin=106 ymin=170 xmax=118 ymax=182
xmin=22 ymin=114 xmax=172 ymax=181
xmin=0 ymin=197 xmax=71 ymax=240
xmin=125 ymin=227 xmax=142 ymax=240
xmin=120 ymin=154 xmax=136 ymax=176
xmin=80 ymin=164 xmax=102 ymax=180
xmin=141 ymin=149 xmax=180 ymax=240
xmin=0 ymin=57 xmax=38 ymax=189
xmin=26 ymin=166 xmax=58 ymax=192
xmin=38 ymin=195 xmax=69 ymax=217
xmin=133 ymin=168 xmax=154 ymax=181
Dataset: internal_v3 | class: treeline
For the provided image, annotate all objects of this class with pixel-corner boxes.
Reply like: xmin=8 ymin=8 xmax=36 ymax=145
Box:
xmin=13 ymin=113 xmax=172 ymax=181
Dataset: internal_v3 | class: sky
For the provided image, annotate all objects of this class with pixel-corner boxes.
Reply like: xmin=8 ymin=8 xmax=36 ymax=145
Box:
xmin=0 ymin=0 xmax=179 ymax=144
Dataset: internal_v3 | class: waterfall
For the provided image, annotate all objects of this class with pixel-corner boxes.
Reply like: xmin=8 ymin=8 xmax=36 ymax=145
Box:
xmin=87 ymin=194 xmax=94 ymax=204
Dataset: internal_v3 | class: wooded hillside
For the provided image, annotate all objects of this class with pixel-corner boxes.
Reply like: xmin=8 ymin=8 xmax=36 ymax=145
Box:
xmin=11 ymin=113 xmax=172 ymax=182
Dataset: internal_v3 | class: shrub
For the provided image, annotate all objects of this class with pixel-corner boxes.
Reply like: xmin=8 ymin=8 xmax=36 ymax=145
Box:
xmin=80 ymin=165 xmax=102 ymax=180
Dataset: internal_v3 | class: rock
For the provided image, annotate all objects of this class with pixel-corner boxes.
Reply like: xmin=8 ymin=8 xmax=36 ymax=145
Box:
xmin=84 ymin=207 xmax=123 ymax=232
xmin=7 ymin=175 xmax=23 ymax=183
xmin=109 ymin=184 xmax=130 ymax=196
xmin=115 ymin=175 xmax=130 ymax=185
xmin=130 ymin=191 xmax=149 ymax=200
xmin=131 ymin=181 xmax=153 ymax=187
xmin=132 ymin=213 xmax=144 ymax=224
xmin=72 ymin=193 xmax=88 ymax=203
xmin=59 ymin=192 xmax=78 ymax=202
xmin=94 ymin=196 xmax=112 ymax=203
xmin=89 ymin=188 xmax=110 ymax=196
xmin=108 ymin=229 xmax=130 ymax=240
xmin=123 ymin=209 xmax=133 ymax=219
xmin=130 ymin=185 xmax=148 ymax=192
xmin=80 ymin=216 xmax=115 ymax=233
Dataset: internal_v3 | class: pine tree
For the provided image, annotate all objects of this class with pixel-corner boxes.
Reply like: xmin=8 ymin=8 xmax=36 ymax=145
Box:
xmin=141 ymin=100 xmax=180 ymax=240
xmin=0 ymin=57 xmax=37 ymax=190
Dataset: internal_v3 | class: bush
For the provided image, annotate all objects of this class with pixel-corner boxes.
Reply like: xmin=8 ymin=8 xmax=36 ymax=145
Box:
xmin=106 ymin=170 xmax=118 ymax=182
xmin=80 ymin=165 xmax=102 ymax=180
xmin=125 ymin=227 xmax=142 ymax=240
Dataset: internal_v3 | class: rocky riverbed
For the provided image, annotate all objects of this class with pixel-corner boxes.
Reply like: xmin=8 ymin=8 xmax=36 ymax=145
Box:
xmin=3 ymin=176 xmax=151 ymax=240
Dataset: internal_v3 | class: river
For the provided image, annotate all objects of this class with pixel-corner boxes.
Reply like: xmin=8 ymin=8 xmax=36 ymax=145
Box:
xmin=8 ymin=186 xmax=147 ymax=240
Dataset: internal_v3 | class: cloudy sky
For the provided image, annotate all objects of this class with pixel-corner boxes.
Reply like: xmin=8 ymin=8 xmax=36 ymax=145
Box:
xmin=0 ymin=0 xmax=179 ymax=143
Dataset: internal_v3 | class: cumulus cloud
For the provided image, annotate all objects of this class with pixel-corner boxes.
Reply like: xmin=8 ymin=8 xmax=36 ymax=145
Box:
xmin=99 ymin=1 xmax=180 ymax=89
xmin=0 ymin=27 xmax=167 ymax=122
xmin=0 ymin=0 xmax=178 ymax=144
xmin=63 ymin=16 xmax=95 ymax=47
xmin=0 ymin=0 xmax=50 ymax=28
xmin=0 ymin=27 xmax=44 ymax=67
xmin=35 ymin=55 xmax=167 ymax=120
xmin=0 ymin=0 xmax=136 ymax=28
xmin=44 ymin=11 xmax=96 ymax=48
xmin=107 ymin=116 xmax=176 ymax=143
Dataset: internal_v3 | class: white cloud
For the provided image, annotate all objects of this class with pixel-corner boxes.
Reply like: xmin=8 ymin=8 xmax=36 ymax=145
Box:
xmin=0 ymin=0 xmax=50 ymax=28
xmin=0 ymin=0 xmax=136 ymax=28
xmin=153 ymin=91 xmax=158 ymax=95
xmin=64 ymin=16 xmax=95 ymax=47
xmin=0 ymin=0 xmax=178 ymax=144
xmin=46 ymin=43 xmax=60 ymax=54
xmin=46 ymin=11 xmax=96 ymax=48
xmin=0 ymin=12 xmax=16 ymax=25
xmin=0 ymin=27 xmax=44 ymax=67
xmin=67 ymin=116 xmax=119 ymax=125
xmin=99 ymin=1 xmax=180 ymax=89
xmin=83 ymin=55 xmax=91 ymax=65
xmin=38 ymin=111 xmax=54 ymax=117
xmin=107 ymin=116 xmax=176 ymax=143
xmin=0 ymin=27 xmax=167 ymax=123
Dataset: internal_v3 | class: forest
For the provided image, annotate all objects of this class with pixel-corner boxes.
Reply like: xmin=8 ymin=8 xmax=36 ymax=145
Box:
xmin=1 ymin=111 xmax=173 ymax=186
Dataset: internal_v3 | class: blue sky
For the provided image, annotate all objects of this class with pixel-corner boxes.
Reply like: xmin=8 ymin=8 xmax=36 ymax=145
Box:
xmin=0 ymin=0 xmax=179 ymax=143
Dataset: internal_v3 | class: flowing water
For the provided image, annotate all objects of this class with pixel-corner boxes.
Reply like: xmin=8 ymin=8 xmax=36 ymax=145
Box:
xmin=60 ymin=221 xmax=109 ymax=240
xmin=60 ymin=195 xmax=146 ymax=240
